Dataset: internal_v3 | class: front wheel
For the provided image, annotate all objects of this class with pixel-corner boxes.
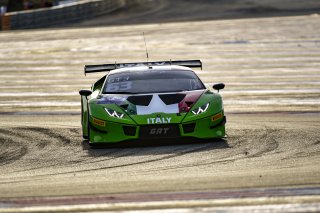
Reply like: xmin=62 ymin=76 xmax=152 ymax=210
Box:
xmin=84 ymin=112 xmax=90 ymax=141
xmin=82 ymin=115 xmax=89 ymax=140
xmin=83 ymin=133 xmax=89 ymax=140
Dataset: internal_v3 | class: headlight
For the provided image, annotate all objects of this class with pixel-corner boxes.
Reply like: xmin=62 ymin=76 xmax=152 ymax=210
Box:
xmin=105 ymin=108 xmax=125 ymax=118
xmin=192 ymin=103 xmax=209 ymax=115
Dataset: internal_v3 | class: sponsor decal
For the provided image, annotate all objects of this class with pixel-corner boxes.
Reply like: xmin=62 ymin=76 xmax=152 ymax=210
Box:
xmin=93 ymin=118 xmax=106 ymax=127
xmin=97 ymin=95 xmax=127 ymax=105
xmin=211 ymin=112 xmax=222 ymax=122
xmin=107 ymin=76 xmax=130 ymax=83
xmin=149 ymin=128 xmax=170 ymax=135
xmin=106 ymin=81 xmax=132 ymax=92
xmin=147 ymin=117 xmax=172 ymax=124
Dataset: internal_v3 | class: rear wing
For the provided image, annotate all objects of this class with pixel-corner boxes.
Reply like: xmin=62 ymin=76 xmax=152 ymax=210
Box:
xmin=84 ymin=60 xmax=202 ymax=75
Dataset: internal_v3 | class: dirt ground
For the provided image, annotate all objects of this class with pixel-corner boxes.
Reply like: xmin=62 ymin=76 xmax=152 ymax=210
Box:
xmin=0 ymin=113 xmax=320 ymax=198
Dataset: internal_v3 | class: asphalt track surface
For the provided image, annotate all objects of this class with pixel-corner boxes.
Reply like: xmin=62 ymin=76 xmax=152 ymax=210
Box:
xmin=1 ymin=1 xmax=320 ymax=212
xmin=69 ymin=0 xmax=320 ymax=27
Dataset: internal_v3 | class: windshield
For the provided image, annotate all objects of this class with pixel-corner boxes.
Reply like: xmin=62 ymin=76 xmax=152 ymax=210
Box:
xmin=103 ymin=70 xmax=205 ymax=94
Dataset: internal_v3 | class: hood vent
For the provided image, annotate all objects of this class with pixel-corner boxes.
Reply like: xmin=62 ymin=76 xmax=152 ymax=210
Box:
xmin=159 ymin=94 xmax=186 ymax=105
xmin=127 ymin=95 xmax=153 ymax=106
xmin=185 ymin=101 xmax=194 ymax=107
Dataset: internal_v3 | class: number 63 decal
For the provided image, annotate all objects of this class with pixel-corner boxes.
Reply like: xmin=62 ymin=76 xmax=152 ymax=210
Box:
xmin=107 ymin=82 xmax=132 ymax=91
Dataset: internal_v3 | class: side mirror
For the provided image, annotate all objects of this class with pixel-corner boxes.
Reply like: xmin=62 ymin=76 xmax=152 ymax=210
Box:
xmin=79 ymin=90 xmax=92 ymax=97
xmin=212 ymin=83 xmax=225 ymax=92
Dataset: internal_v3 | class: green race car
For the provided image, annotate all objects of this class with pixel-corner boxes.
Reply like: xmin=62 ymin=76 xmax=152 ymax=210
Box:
xmin=79 ymin=60 xmax=226 ymax=145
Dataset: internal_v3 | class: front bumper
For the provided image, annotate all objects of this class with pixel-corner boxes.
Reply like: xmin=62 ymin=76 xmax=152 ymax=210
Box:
xmin=89 ymin=116 xmax=226 ymax=144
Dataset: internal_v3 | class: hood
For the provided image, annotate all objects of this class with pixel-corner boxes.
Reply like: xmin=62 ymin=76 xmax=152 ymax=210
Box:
xmin=96 ymin=90 xmax=205 ymax=116
xmin=90 ymin=89 xmax=220 ymax=125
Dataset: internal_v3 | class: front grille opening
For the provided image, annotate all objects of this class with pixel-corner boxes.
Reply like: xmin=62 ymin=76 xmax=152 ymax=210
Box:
xmin=183 ymin=123 xmax=196 ymax=133
xmin=123 ymin=126 xmax=136 ymax=136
